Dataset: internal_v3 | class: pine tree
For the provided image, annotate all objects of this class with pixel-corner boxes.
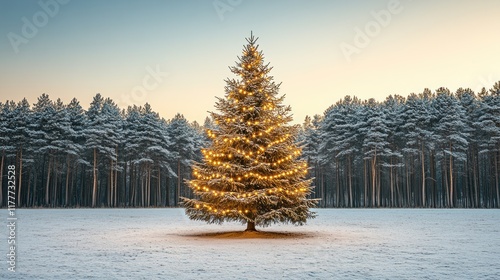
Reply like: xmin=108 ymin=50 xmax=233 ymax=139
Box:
xmin=0 ymin=101 xmax=15 ymax=207
xmin=85 ymin=93 xmax=104 ymax=207
xmin=434 ymin=88 xmax=470 ymax=207
xmin=169 ymin=113 xmax=203 ymax=206
xmin=476 ymin=83 xmax=500 ymax=207
xmin=100 ymin=98 xmax=123 ymax=207
xmin=301 ymin=115 xmax=324 ymax=206
xmin=13 ymin=98 xmax=32 ymax=207
xmin=182 ymin=33 xmax=316 ymax=231
xmin=65 ymin=98 xmax=86 ymax=206
xmin=456 ymin=88 xmax=479 ymax=208
xmin=362 ymin=101 xmax=390 ymax=207
xmin=383 ymin=95 xmax=405 ymax=207
xmin=123 ymin=105 xmax=140 ymax=206
xmin=401 ymin=91 xmax=434 ymax=207
xmin=135 ymin=103 xmax=174 ymax=207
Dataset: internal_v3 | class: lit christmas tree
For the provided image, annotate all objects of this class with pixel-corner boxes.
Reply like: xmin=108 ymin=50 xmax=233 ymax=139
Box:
xmin=182 ymin=33 xmax=316 ymax=231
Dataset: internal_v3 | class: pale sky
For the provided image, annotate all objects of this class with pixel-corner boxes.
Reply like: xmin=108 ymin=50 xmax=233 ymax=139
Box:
xmin=1 ymin=0 xmax=499 ymax=124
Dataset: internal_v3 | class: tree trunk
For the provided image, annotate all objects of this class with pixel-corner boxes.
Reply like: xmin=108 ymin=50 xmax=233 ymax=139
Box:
xmin=177 ymin=159 xmax=181 ymax=206
xmin=92 ymin=148 xmax=97 ymax=207
xmin=109 ymin=158 xmax=113 ymax=207
xmin=377 ymin=164 xmax=381 ymax=207
xmin=449 ymin=144 xmax=454 ymax=207
xmin=114 ymin=146 xmax=118 ymax=207
xmin=17 ymin=147 xmax=23 ymax=206
xmin=45 ymin=156 xmax=52 ymax=206
xmin=33 ymin=170 xmax=37 ymax=206
xmin=157 ymin=166 xmax=161 ymax=206
xmin=396 ymin=166 xmax=401 ymax=207
xmin=53 ymin=162 xmax=58 ymax=207
xmin=421 ymin=143 xmax=426 ymax=207
xmin=371 ymin=153 xmax=376 ymax=207
xmin=495 ymin=151 xmax=499 ymax=208
xmin=406 ymin=158 xmax=411 ymax=207
xmin=78 ymin=165 xmax=84 ymax=206
xmin=123 ymin=161 xmax=128 ymax=206
xmin=130 ymin=162 xmax=135 ymax=206
xmin=27 ymin=168 xmax=31 ymax=207
xmin=348 ymin=156 xmax=353 ymax=208
xmin=430 ymin=150 xmax=436 ymax=208
xmin=114 ymin=158 xmax=118 ymax=207
xmin=0 ymin=151 xmax=4 ymax=207
xmin=65 ymin=155 xmax=70 ymax=206
xmin=335 ymin=158 xmax=339 ymax=207
xmin=364 ymin=160 xmax=368 ymax=207
xmin=464 ymin=159 xmax=470 ymax=208
xmin=165 ymin=175 xmax=170 ymax=206
xmin=141 ymin=167 xmax=145 ymax=207
xmin=389 ymin=164 xmax=394 ymax=207
xmin=108 ymin=160 xmax=111 ymax=206
xmin=474 ymin=153 xmax=481 ymax=207
xmin=70 ymin=164 xmax=75 ymax=206
xmin=442 ymin=152 xmax=449 ymax=207
xmin=246 ymin=221 xmax=256 ymax=231
xmin=147 ymin=166 xmax=151 ymax=207
xmin=473 ymin=151 xmax=479 ymax=207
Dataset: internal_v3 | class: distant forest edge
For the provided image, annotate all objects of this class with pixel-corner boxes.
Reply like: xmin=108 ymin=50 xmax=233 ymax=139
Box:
xmin=1 ymin=81 xmax=500 ymax=208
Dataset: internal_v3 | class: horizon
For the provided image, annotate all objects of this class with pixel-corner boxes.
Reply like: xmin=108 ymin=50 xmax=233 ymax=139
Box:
xmin=1 ymin=0 xmax=499 ymax=124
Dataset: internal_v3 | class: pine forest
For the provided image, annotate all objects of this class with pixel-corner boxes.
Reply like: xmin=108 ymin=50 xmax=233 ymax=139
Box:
xmin=1 ymin=83 xmax=500 ymax=208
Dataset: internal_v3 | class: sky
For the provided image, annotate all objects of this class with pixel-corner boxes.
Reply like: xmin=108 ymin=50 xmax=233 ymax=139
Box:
xmin=1 ymin=0 xmax=499 ymax=124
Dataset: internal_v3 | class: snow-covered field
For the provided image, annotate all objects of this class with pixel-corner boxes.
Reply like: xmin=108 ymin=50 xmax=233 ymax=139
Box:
xmin=2 ymin=209 xmax=499 ymax=279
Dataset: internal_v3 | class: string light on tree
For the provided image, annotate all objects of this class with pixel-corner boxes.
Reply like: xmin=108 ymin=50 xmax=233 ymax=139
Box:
xmin=182 ymin=32 xmax=317 ymax=231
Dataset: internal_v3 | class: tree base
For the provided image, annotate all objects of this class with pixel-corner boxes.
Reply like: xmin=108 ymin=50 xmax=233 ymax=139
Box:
xmin=245 ymin=221 xmax=257 ymax=231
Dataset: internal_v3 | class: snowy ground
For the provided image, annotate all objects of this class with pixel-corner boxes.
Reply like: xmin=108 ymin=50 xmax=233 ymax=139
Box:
xmin=1 ymin=209 xmax=499 ymax=279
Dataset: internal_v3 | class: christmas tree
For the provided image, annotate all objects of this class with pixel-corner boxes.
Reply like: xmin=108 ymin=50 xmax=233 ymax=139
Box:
xmin=182 ymin=33 xmax=316 ymax=231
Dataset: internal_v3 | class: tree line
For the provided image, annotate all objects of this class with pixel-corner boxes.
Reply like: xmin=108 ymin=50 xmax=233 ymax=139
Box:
xmin=301 ymin=82 xmax=500 ymax=208
xmin=1 ymin=82 xmax=499 ymax=208
xmin=0 ymin=93 xmax=205 ymax=207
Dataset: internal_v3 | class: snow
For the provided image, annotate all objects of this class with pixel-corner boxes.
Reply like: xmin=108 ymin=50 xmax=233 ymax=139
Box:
xmin=2 ymin=209 xmax=499 ymax=279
